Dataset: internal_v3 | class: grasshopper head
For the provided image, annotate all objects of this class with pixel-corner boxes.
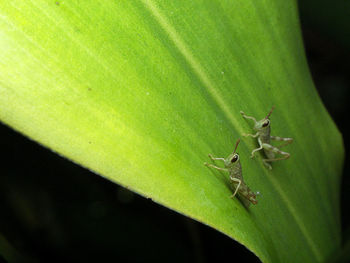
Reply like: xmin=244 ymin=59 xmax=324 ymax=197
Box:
xmin=225 ymin=152 xmax=240 ymax=168
xmin=254 ymin=106 xmax=274 ymax=131
xmin=225 ymin=139 xmax=240 ymax=168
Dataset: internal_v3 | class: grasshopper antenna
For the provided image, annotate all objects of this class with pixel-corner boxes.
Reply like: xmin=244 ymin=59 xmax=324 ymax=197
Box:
xmin=233 ymin=138 xmax=240 ymax=153
xmin=265 ymin=106 xmax=275 ymax=119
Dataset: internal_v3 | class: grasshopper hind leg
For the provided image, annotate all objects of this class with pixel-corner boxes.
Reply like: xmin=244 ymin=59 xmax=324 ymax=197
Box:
xmin=262 ymin=143 xmax=290 ymax=169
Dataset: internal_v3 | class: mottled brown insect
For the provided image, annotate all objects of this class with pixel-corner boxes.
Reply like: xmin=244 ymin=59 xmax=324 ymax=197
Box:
xmin=204 ymin=139 xmax=258 ymax=205
xmin=241 ymin=107 xmax=293 ymax=169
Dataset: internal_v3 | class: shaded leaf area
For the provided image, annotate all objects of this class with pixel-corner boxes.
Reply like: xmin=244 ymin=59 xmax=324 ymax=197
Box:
xmin=0 ymin=1 xmax=344 ymax=262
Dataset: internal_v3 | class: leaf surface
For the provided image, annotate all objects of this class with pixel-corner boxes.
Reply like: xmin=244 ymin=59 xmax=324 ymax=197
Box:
xmin=0 ymin=1 xmax=344 ymax=262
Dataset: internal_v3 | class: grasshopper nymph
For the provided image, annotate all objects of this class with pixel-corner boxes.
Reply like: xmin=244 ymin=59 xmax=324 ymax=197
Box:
xmin=240 ymin=107 xmax=293 ymax=169
xmin=204 ymin=139 xmax=258 ymax=205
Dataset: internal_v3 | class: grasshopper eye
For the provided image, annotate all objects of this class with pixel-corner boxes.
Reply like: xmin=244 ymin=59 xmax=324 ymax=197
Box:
xmin=231 ymin=154 xmax=239 ymax=163
xmin=262 ymin=120 xmax=270 ymax=127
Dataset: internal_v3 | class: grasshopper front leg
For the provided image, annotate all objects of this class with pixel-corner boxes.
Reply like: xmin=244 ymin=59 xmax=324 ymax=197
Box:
xmin=240 ymin=111 xmax=257 ymax=122
xmin=208 ymin=154 xmax=225 ymax=162
xmin=204 ymin=163 xmax=229 ymax=172
xmin=243 ymin=131 xmax=259 ymax=138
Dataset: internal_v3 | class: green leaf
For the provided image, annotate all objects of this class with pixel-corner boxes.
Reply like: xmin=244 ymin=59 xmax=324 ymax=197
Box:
xmin=0 ymin=0 xmax=344 ymax=262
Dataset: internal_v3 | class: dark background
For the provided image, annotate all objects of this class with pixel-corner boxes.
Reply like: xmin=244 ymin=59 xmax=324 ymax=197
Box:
xmin=1 ymin=1 xmax=349 ymax=262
